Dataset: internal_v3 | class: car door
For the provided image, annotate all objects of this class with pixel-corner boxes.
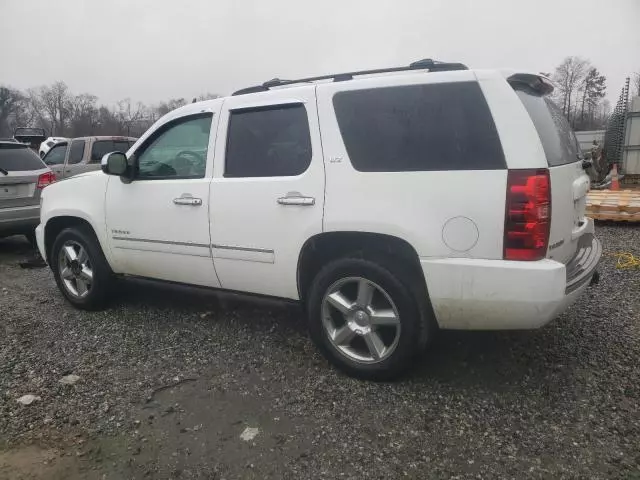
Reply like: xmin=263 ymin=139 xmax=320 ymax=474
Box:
xmin=210 ymin=86 xmax=325 ymax=299
xmin=61 ymin=139 xmax=87 ymax=178
xmin=105 ymin=111 xmax=220 ymax=287
xmin=42 ymin=143 xmax=68 ymax=178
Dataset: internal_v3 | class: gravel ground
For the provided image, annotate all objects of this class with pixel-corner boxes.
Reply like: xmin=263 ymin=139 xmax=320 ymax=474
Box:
xmin=1 ymin=224 xmax=640 ymax=479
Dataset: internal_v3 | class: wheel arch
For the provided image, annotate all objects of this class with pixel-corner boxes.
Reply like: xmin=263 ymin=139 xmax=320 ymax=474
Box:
xmin=297 ymin=231 xmax=427 ymax=304
xmin=44 ymin=215 xmax=107 ymax=266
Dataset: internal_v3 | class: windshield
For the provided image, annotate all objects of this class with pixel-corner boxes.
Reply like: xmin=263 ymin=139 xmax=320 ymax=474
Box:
xmin=0 ymin=144 xmax=47 ymax=171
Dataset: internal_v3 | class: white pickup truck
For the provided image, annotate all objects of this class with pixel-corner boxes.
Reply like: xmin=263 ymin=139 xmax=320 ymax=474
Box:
xmin=36 ymin=60 xmax=601 ymax=380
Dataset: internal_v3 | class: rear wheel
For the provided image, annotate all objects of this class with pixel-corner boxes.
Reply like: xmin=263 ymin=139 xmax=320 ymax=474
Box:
xmin=51 ymin=226 xmax=113 ymax=310
xmin=307 ymin=256 xmax=430 ymax=380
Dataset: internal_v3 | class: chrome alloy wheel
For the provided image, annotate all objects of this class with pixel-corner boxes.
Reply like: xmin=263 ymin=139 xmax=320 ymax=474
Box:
xmin=57 ymin=240 xmax=93 ymax=298
xmin=321 ymin=277 xmax=401 ymax=363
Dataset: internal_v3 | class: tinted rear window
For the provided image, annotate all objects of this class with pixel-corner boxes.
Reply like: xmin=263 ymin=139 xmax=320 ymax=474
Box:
xmin=225 ymin=104 xmax=312 ymax=178
xmin=515 ymin=89 xmax=580 ymax=167
xmin=91 ymin=140 xmax=133 ymax=163
xmin=333 ymin=82 xmax=505 ymax=172
xmin=0 ymin=145 xmax=46 ymax=171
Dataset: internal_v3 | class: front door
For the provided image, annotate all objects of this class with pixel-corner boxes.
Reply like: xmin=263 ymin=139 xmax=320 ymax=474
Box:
xmin=210 ymin=86 xmax=325 ymax=299
xmin=105 ymin=111 xmax=220 ymax=287
xmin=42 ymin=143 xmax=68 ymax=178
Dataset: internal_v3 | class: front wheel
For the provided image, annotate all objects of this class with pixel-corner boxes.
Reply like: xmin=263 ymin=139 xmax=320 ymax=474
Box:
xmin=307 ymin=257 xmax=430 ymax=381
xmin=51 ymin=226 xmax=113 ymax=310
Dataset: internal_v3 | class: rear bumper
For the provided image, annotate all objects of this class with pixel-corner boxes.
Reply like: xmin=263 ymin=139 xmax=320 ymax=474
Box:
xmin=0 ymin=205 xmax=40 ymax=235
xmin=421 ymin=226 xmax=601 ymax=330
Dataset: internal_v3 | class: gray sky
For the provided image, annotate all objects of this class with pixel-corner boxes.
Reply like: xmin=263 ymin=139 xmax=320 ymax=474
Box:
xmin=1 ymin=0 xmax=638 ymax=106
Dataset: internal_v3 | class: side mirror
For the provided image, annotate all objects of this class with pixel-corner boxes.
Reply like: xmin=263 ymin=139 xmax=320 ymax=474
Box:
xmin=101 ymin=152 xmax=128 ymax=176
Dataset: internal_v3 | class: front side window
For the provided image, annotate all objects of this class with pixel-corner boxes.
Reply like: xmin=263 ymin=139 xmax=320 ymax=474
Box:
xmin=333 ymin=82 xmax=505 ymax=172
xmin=43 ymin=143 xmax=68 ymax=166
xmin=136 ymin=115 xmax=212 ymax=179
xmin=225 ymin=104 xmax=312 ymax=178
xmin=68 ymin=140 xmax=86 ymax=164
xmin=90 ymin=140 xmax=135 ymax=163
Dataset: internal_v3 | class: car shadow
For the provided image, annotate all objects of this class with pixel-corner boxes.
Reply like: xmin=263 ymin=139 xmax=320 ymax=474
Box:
xmin=0 ymin=234 xmax=35 ymax=256
xmin=0 ymin=234 xmax=44 ymax=265
xmin=113 ymin=277 xmax=594 ymax=393
xmin=114 ymin=276 xmax=308 ymax=336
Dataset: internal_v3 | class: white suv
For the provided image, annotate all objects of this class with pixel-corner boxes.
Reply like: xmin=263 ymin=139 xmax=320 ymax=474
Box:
xmin=36 ymin=60 xmax=601 ymax=380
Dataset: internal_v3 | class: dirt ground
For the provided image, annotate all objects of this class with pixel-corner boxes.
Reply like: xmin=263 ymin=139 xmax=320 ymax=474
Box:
xmin=1 ymin=227 xmax=640 ymax=479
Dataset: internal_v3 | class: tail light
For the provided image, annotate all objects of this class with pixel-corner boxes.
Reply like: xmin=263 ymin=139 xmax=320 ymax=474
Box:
xmin=37 ymin=171 xmax=56 ymax=189
xmin=504 ymin=169 xmax=551 ymax=261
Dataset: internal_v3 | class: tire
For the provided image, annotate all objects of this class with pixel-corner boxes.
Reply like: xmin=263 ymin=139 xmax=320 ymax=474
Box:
xmin=307 ymin=256 xmax=432 ymax=381
xmin=50 ymin=226 xmax=113 ymax=310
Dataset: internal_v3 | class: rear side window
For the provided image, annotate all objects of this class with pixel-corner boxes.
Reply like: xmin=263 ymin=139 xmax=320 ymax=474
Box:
xmin=68 ymin=140 xmax=86 ymax=164
xmin=333 ymin=82 xmax=505 ymax=172
xmin=515 ymin=89 xmax=580 ymax=167
xmin=0 ymin=145 xmax=46 ymax=171
xmin=225 ymin=104 xmax=312 ymax=178
xmin=91 ymin=140 xmax=133 ymax=163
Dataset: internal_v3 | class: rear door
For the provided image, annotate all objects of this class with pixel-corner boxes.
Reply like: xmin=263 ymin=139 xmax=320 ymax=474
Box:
xmin=515 ymin=88 xmax=590 ymax=263
xmin=0 ymin=144 xmax=49 ymax=212
xmin=210 ymin=86 xmax=325 ymax=299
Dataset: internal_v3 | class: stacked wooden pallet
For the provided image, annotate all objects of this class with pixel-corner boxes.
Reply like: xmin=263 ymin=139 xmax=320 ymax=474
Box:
xmin=586 ymin=189 xmax=640 ymax=222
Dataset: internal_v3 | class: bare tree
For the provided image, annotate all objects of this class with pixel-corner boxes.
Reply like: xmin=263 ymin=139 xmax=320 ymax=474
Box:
xmin=155 ymin=98 xmax=187 ymax=117
xmin=552 ymin=56 xmax=590 ymax=126
xmin=575 ymin=67 xmax=606 ymax=130
xmin=1 ymin=82 xmax=222 ymax=139
xmin=116 ymin=98 xmax=147 ymax=136
xmin=69 ymin=93 xmax=99 ymax=136
xmin=29 ymin=81 xmax=73 ymax=135
xmin=633 ymin=71 xmax=640 ymax=97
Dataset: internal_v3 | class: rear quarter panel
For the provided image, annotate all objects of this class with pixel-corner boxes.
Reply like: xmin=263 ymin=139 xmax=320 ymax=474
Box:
xmin=316 ymin=71 xmax=509 ymax=261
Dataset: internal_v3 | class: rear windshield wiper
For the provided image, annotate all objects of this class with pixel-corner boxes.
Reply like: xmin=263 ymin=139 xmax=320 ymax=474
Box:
xmin=0 ymin=167 xmax=8 ymax=175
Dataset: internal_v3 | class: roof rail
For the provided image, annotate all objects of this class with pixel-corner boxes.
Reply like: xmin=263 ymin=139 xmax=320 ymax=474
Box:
xmin=232 ymin=58 xmax=468 ymax=96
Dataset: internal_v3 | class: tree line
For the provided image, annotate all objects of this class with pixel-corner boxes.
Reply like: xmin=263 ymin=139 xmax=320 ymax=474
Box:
xmin=0 ymin=81 xmax=219 ymax=139
xmin=544 ymin=56 xmax=612 ymax=131
xmin=1 ymin=58 xmax=638 ymax=139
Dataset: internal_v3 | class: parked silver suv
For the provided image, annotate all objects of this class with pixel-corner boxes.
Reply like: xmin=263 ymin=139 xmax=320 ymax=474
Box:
xmin=0 ymin=141 xmax=55 ymax=243
xmin=43 ymin=136 xmax=137 ymax=180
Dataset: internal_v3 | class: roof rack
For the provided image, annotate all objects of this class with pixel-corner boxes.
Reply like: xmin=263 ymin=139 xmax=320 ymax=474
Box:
xmin=232 ymin=58 xmax=468 ymax=96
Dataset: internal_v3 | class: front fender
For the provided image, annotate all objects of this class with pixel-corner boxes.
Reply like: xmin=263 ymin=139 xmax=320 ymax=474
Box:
xmin=40 ymin=174 xmax=116 ymax=268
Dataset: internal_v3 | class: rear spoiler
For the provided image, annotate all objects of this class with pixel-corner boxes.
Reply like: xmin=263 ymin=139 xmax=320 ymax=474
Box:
xmin=507 ymin=73 xmax=554 ymax=95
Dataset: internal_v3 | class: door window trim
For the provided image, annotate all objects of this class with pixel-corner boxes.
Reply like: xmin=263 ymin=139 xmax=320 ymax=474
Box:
xmin=131 ymin=112 xmax=213 ymax=181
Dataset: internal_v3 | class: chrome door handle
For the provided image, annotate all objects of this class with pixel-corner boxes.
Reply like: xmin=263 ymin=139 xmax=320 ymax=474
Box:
xmin=277 ymin=192 xmax=315 ymax=206
xmin=173 ymin=196 xmax=202 ymax=206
